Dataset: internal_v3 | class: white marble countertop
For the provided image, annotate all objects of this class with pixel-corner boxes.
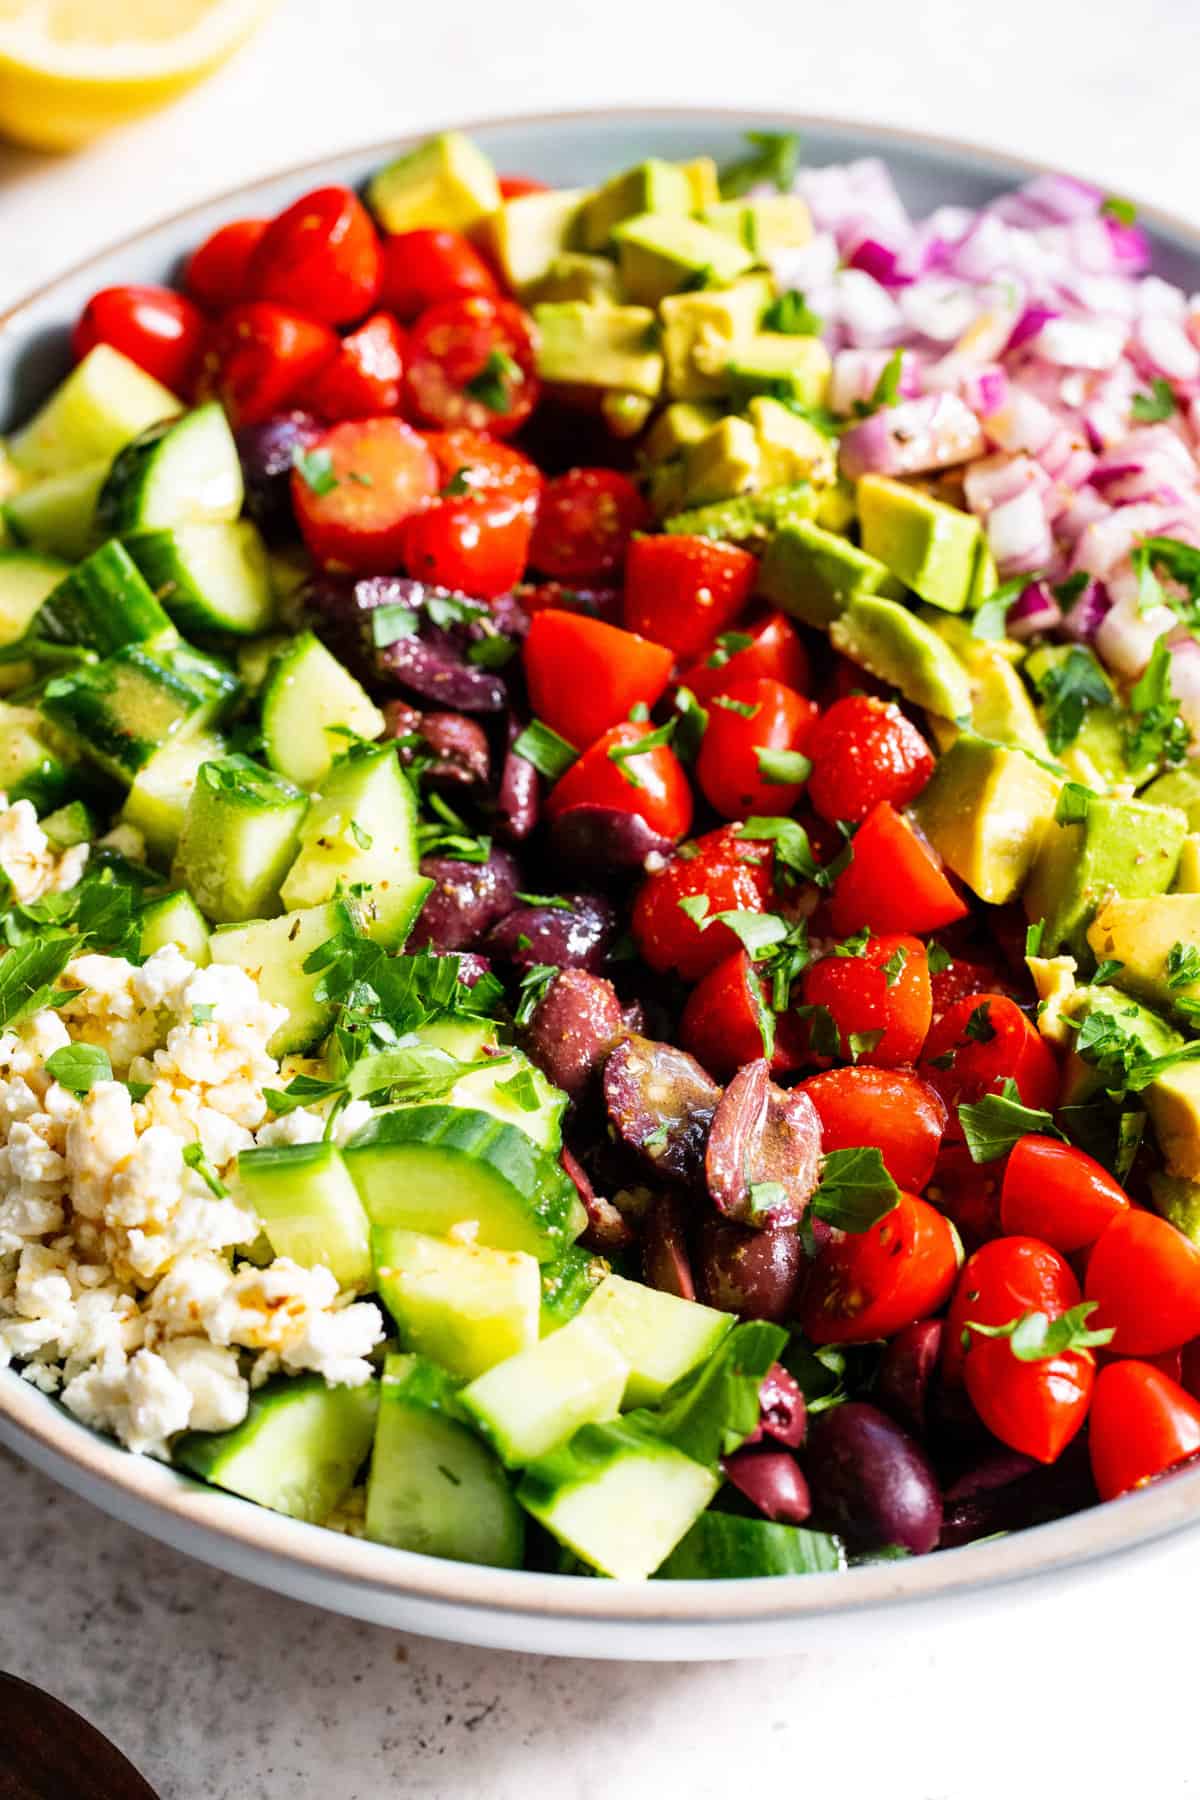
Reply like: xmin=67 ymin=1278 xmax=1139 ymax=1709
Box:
xmin=3 ymin=2 xmax=1200 ymax=1794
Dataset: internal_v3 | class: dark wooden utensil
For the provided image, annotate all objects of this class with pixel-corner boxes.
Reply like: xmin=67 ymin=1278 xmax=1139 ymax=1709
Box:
xmin=0 ymin=1671 xmax=159 ymax=1799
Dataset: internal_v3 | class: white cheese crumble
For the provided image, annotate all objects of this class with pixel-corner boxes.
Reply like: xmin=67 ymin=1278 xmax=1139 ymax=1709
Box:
xmin=0 ymin=792 xmax=88 ymax=905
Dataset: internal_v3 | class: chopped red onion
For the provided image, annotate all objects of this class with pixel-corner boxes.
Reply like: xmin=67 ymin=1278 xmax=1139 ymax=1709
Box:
xmin=1006 ymin=580 xmax=1063 ymax=640
xmin=986 ymin=487 xmax=1055 ymax=574
xmin=1061 ymin=577 xmax=1112 ymax=642
xmin=1008 ymin=305 xmax=1061 ymax=352
xmin=839 ymin=392 xmax=984 ymax=482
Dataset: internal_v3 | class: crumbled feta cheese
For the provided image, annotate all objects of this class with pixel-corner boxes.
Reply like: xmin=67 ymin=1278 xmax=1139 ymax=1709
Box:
xmin=0 ymin=793 xmax=88 ymax=904
xmin=159 ymin=1337 xmax=248 ymax=1433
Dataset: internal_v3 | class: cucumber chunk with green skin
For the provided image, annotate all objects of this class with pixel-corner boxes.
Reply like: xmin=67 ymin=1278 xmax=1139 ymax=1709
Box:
xmin=539 ymin=1245 xmax=609 ymax=1335
xmin=236 ymin=632 xmax=289 ymax=697
xmin=173 ymin=754 xmax=309 ymax=924
xmin=364 ymin=1352 xmax=524 ymax=1568
xmin=3 ymin=461 xmax=107 ymax=560
xmin=138 ymin=889 xmax=210 ymax=964
xmin=8 ymin=346 xmax=183 ymax=478
xmin=518 ymin=1416 xmax=720 ymax=1580
xmin=414 ymin=1015 xmax=499 ymax=1061
xmin=461 ymin=1316 xmax=628 ymax=1466
xmin=580 ymin=1274 xmax=733 ymax=1407
xmin=0 ymin=547 xmax=72 ymax=655
xmin=210 ymin=897 xmax=359 ymax=1056
xmin=657 ymin=1514 xmax=845 ymax=1579
xmin=343 ymin=1105 xmax=587 ymax=1262
xmin=236 ymin=1142 xmax=372 ymax=1290
xmin=40 ymin=798 xmax=94 ymax=850
xmin=371 ymin=1224 xmax=541 ymax=1379
xmin=174 ymin=1375 xmax=378 ymax=1525
xmin=126 ymin=519 xmax=275 ymax=637
xmin=652 ymin=1320 xmax=786 ymax=1466
xmin=0 ymin=702 xmax=75 ymax=813
xmin=120 ymin=728 xmax=226 ymax=863
xmin=37 ymin=539 xmax=175 ymax=653
xmin=97 ymin=402 xmax=243 ymax=535
xmin=39 ymin=642 xmax=238 ymax=784
xmin=434 ymin=1049 xmax=566 ymax=1154
xmin=260 ymin=632 xmax=385 ymax=788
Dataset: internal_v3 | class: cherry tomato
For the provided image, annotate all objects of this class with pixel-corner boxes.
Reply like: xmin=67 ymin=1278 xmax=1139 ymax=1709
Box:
xmin=680 ymin=950 xmax=808 ymax=1080
xmin=545 ymin=720 xmax=693 ymax=841
xmin=301 ymin=311 xmax=407 ymax=421
xmin=1000 ymin=1136 xmax=1131 ymax=1253
xmin=928 ymin=1143 xmax=1004 ymax=1254
xmin=1089 ymin=1359 xmax=1200 ymax=1500
xmin=522 ymin=610 xmax=673 ymax=749
xmin=799 ymin=933 xmax=932 ymax=1068
xmin=695 ymin=676 xmax=818 ymax=820
xmin=943 ymin=1235 xmax=1080 ymax=1386
xmin=404 ymin=296 xmax=539 ymax=436
xmin=402 ymin=492 xmax=532 ymax=598
xmin=798 ymin=1067 xmax=947 ymax=1192
xmin=1085 ymin=1208 xmax=1200 ymax=1355
xmin=72 ymin=284 xmax=207 ymax=395
xmin=806 ymin=695 xmax=934 ymax=826
xmin=623 ymin=535 xmax=758 ymax=662
xmin=530 ymin=468 xmax=649 ymax=580
xmin=185 ymin=217 xmax=268 ymax=311
xmin=379 ymin=228 xmax=499 ymax=322
xmin=422 ymin=428 xmax=542 ymax=515
xmin=829 ymin=803 xmax=968 ymax=937
xmin=963 ymin=1334 xmax=1094 ymax=1463
xmin=824 ymin=652 xmax=895 ymax=707
xmin=800 ymin=1192 xmax=961 ymax=1345
xmin=679 ymin=611 xmax=810 ymax=706
xmin=291 ymin=417 xmax=438 ymax=574
xmin=498 ymin=175 xmax=550 ymax=200
xmin=200 ymin=302 xmax=338 ymax=427
xmin=919 ymin=992 xmax=1059 ymax=1117
xmin=931 ymin=952 xmax=1013 ymax=1021
xmin=248 ymin=185 xmax=382 ymax=325
xmin=631 ymin=825 xmax=773 ymax=981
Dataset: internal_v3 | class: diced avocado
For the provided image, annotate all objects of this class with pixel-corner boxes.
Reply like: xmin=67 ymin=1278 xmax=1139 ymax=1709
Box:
xmin=1145 ymin=768 xmax=1200 ymax=831
xmin=701 ymin=194 xmax=813 ymax=254
xmin=1146 ymin=1063 xmax=1200 ymax=1182
xmin=577 ymin=159 xmax=692 ymax=251
xmin=460 ymin=1316 xmax=628 ymax=1466
xmin=758 ymin=517 xmax=899 ymax=629
xmin=1175 ymin=835 xmax=1200 ymax=894
xmin=747 ymin=396 xmax=836 ymax=489
xmin=613 ymin=213 xmax=755 ymax=308
xmin=1027 ymin=954 xmax=1078 ymax=1047
xmin=680 ymin=416 xmax=760 ymax=506
xmin=1087 ymin=894 xmax=1200 ymax=1014
xmin=858 ymin=474 xmax=983 ymax=613
xmin=642 ymin=401 xmax=722 ymax=462
xmin=925 ymin=615 xmax=1051 ymax=756
xmin=663 ymin=483 xmax=817 ymax=550
xmin=724 ymin=333 xmax=832 ymax=410
xmin=660 ymin=276 xmax=774 ymax=401
xmin=679 ymin=157 xmax=720 ymax=210
xmin=1058 ymin=985 xmax=1183 ymax=1105
xmin=600 ymin=391 xmax=653 ymax=438
xmin=526 ymin=253 xmax=623 ymax=306
xmin=644 ymin=461 xmax=687 ymax=522
xmin=1024 ymin=795 xmax=1187 ymax=962
xmin=914 ymin=734 xmax=1062 ymax=904
xmin=371 ymin=1225 xmax=541 ymax=1381
xmin=1024 ymin=643 xmax=1140 ymax=791
xmin=366 ymin=131 xmax=500 ymax=233
xmin=816 ymin=479 xmax=856 ymax=534
xmin=533 ymin=302 xmax=663 ymax=397
xmin=829 ymin=595 xmax=973 ymax=721
xmin=1149 ymin=1172 xmax=1200 ymax=1246
xmin=484 ymin=189 xmax=587 ymax=292
xmin=579 ymin=1273 xmax=732 ymax=1407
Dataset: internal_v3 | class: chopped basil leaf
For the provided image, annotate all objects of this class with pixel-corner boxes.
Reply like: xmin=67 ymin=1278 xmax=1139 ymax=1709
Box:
xmin=349 ymin=821 xmax=373 ymax=851
xmin=1033 ymin=647 xmax=1111 ymax=754
xmin=671 ymin=686 xmax=708 ymax=762
xmin=706 ymin=631 xmax=754 ymax=669
xmin=710 ymin=909 xmax=789 ymax=958
xmin=466 ymin=632 xmax=517 ymax=670
xmin=513 ymin=963 xmax=558 ymax=1029
xmin=957 ymin=1077 xmax=1065 ymax=1163
xmin=880 ymin=945 xmax=909 ymax=987
xmin=1093 ymin=959 xmax=1125 ymax=986
xmin=512 ymin=719 xmax=578 ymax=780
xmin=607 ymin=720 xmax=676 ymax=789
xmin=711 ymin=694 xmax=760 ymax=719
xmin=926 ymin=940 xmax=953 ymax=975
xmin=44 ymin=1042 xmax=112 ymax=1094
xmin=964 ymin=1300 xmax=1113 ymax=1361
xmin=263 ymin=1072 xmax=347 ymax=1115
xmin=811 ymin=1146 xmax=900 ymax=1232
xmin=756 ymin=746 xmax=812 ymax=785
xmin=677 ymin=894 xmax=710 ymax=925
xmin=0 ymin=936 xmax=77 ymax=1031
xmin=847 ymin=1028 xmax=885 ymax=1062
xmin=833 ymin=927 xmax=870 ymax=958
xmin=719 ymin=129 xmax=802 ymax=199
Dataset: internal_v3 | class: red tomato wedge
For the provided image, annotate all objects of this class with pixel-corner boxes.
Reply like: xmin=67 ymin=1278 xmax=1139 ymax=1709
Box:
xmin=943 ymin=1235 xmax=1080 ymax=1386
xmin=403 ymin=296 xmax=538 ymax=436
xmin=680 ymin=610 xmax=811 ymax=706
xmin=1000 ymin=1136 xmax=1131 ymax=1252
xmin=919 ymin=992 xmax=1059 ymax=1116
xmin=799 ymin=933 xmax=932 ymax=1069
xmin=623 ymin=535 xmax=758 ymax=662
xmin=680 ymin=951 xmax=808 ymax=1080
xmin=798 ymin=1066 xmax=947 ymax=1193
xmin=1089 ymin=1360 xmax=1200 ymax=1500
xmin=200 ymin=302 xmax=338 ymax=427
xmin=402 ymin=493 xmax=532 ymax=598
xmin=545 ymin=720 xmax=693 ymax=842
xmin=1085 ymin=1209 xmax=1200 ymax=1355
xmin=302 ymin=311 xmax=407 ymax=421
xmin=379 ymin=228 xmax=499 ymax=321
xmin=829 ymin=802 xmax=968 ymax=936
xmin=807 ymin=694 xmax=935 ymax=826
xmin=695 ymin=676 xmax=818 ymax=820
xmin=248 ymin=185 xmax=382 ymax=325
xmin=800 ymin=1191 xmax=961 ymax=1345
xmin=522 ymin=610 xmax=673 ymax=749
xmin=530 ymin=468 xmax=649 ymax=580
xmin=964 ymin=1335 xmax=1094 ymax=1463
xmin=185 ymin=217 xmax=268 ymax=310
xmin=631 ymin=826 xmax=774 ymax=981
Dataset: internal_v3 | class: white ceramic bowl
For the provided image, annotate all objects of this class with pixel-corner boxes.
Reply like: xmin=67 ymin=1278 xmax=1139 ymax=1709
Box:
xmin=3 ymin=108 xmax=1200 ymax=1660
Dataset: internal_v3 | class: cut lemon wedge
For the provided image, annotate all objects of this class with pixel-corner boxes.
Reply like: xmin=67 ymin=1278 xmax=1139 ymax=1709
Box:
xmin=0 ymin=0 xmax=275 ymax=149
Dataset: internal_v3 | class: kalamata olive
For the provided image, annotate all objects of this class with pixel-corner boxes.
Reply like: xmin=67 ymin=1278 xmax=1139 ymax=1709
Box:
xmin=723 ymin=1448 xmax=812 ymax=1524
xmin=548 ymin=804 xmax=675 ymax=877
xmin=877 ymin=1319 xmax=944 ymax=1438
xmin=939 ymin=1443 xmax=1094 ymax=1548
xmin=419 ymin=712 xmax=491 ymax=788
xmin=377 ymin=630 xmax=508 ymax=712
xmin=236 ymin=410 xmax=321 ymax=536
xmin=561 ymin=1145 xmax=632 ymax=1253
xmin=453 ymin=952 xmax=492 ymax=987
xmin=603 ymin=1034 xmax=720 ymax=1184
xmin=642 ymin=1193 xmax=697 ymax=1301
xmin=705 ymin=1059 xmax=822 ymax=1230
xmin=521 ymin=969 xmax=626 ymax=1101
xmin=694 ymin=1214 xmax=804 ymax=1323
xmin=408 ymin=848 xmax=520 ymax=952
xmin=495 ymin=715 xmax=540 ymax=844
xmin=805 ymin=1402 xmax=943 ymax=1555
xmin=486 ymin=892 xmax=615 ymax=972
xmin=487 ymin=590 xmax=531 ymax=641
xmin=742 ymin=1363 xmax=807 ymax=1449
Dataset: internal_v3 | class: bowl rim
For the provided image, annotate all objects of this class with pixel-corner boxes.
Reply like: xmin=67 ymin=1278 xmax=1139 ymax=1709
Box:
xmin=2 ymin=102 xmax=1200 ymax=1630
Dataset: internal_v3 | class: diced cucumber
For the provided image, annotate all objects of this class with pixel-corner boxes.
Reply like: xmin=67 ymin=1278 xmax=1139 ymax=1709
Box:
xmin=414 ymin=1015 xmax=499 ymax=1060
xmin=120 ymin=728 xmax=226 ymax=862
xmin=3 ymin=461 xmax=107 ymax=559
xmin=137 ymin=890 xmax=211 ymax=965
xmin=0 ymin=702 xmax=74 ymax=812
xmin=126 ymin=520 xmax=275 ymax=637
xmin=371 ymin=1224 xmax=541 ymax=1380
xmin=260 ymin=632 xmax=385 ymax=787
xmin=539 ymin=1245 xmax=609 ymax=1335
xmin=434 ymin=1048 xmax=566 ymax=1154
xmin=236 ymin=633 xmax=289 ymax=697
xmin=174 ymin=1374 xmax=378 ymax=1524
xmin=39 ymin=642 xmax=237 ymax=784
xmin=209 ymin=897 xmax=358 ymax=1056
xmin=364 ymin=1352 xmax=524 ymax=1568
xmin=343 ymin=1104 xmax=586 ymax=1262
xmin=236 ymin=1141 xmax=372 ymax=1290
xmin=278 ymin=743 xmax=428 ymax=945
xmin=8 ymin=346 xmax=182 ymax=477
xmin=37 ymin=539 xmax=174 ymax=653
xmin=0 ymin=547 xmax=71 ymax=692
xmin=97 ymin=403 xmax=243 ymax=535
xmin=40 ymin=798 xmax=94 ymax=850
xmin=656 ymin=1514 xmax=845 ymax=1579
xmin=518 ymin=1416 xmax=719 ymax=1580
xmin=580 ymin=1274 xmax=733 ymax=1407
xmin=173 ymin=754 xmax=309 ymax=923
xmin=461 ymin=1316 xmax=628 ymax=1466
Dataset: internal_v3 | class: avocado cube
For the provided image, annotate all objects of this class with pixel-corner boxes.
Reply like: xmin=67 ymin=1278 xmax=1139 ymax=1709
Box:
xmin=1175 ymin=834 xmax=1200 ymax=893
xmin=642 ymin=401 xmax=723 ymax=463
xmin=680 ymin=157 xmax=720 ymax=210
xmin=577 ymin=159 xmax=692 ymax=251
xmin=533 ymin=303 xmax=663 ymax=398
xmin=660 ymin=276 xmax=774 ymax=400
xmin=923 ymin=613 xmax=1051 ymax=756
xmin=701 ymin=195 xmax=813 ymax=255
xmin=858 ymin=473 xmax=983 ymax=613
xmin=1024 ymin=795 xmax=1187 ymax=962
xmin=914 ymin=735 xmax=1062 ymax=904
xmin=968 ymin=537 xmax=999 ymax=607
xmin=724 ymin=332 xmax=832 ymax=410
xmin=613 ymin=214 xmax=755 ymax=307
xmin=1058 ymin=987 xmax=1182 ymax=1105
xmin=749 ymin=396 xmax=836 ymax=489
xmin=1144 ymin=766 xmax=1200 ymax=831
xmin=484 ymin=189 xmax=587 ymax=293
xmin=1149 ymin=1172 xmax=1200 ymax=1246
xmin=663 ymin=484 xmax=818 ymax=550
xmin=1087 ymin=893 xmax=1200 ymax=1014
xmin=681 ymin=417 xmax=761 ymax=507
xmin=758 ymin=518 xmax=899 ymax=628
xmin=527 ymin=253 xmax=622 ymax=306
xmin=366 ymin=131 xmax=500 ymax=234
xmin=830 ymin=595 xmax=973 ymax=722
xmin=1147 ymin=1065 xmax=1200 ymax=1183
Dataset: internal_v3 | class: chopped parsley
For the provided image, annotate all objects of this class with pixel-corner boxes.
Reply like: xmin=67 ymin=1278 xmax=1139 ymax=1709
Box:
xmin=1032 ymin=647 xmax=1111 ymax=754
xmin=811 ymin=1146 xmax=900 ymax=1233
xmin=465 ymin=348 xmax=522 ymax=413
xmin=513 ymin=963 xmax=558 ymax=1029
xmin=711 ymin=694 xmax=760 ymax=719
xmin=880 ymin=945 xmax=909 ymax=987
xmin=1093 ymin=959 xmax=1125 ymax=986
xmin=964 ymin=1300 xmax=1112 ymax=1361
xmin=706 ymin=632 xmax=754 ymax=670
xmin=441 ymin=466 xmax=473 ymax=497
xmin=512 ymin=718 xmax=578 ymax=781
xmin=756 ymin=746 xmax=812 ymax=785
xmin=607 ymin=720 xmax=676 ymax=789
xmin=291 ymin=446 xmax=338 ymax=495
xmin=1125 ymin=636 xmax=1189 ymax=770
xmin=0 ymin=936 xmax=77 ymax=1031
xmin=963 ymin=1001 xmax=997 ymax=1044
xmin=927 ymin=940 xmax=953 ymax=975
xmin=971 ymin=576 xmax=1030 ymax=643
xmin=957 ymin=1078 xmax=1065 ymax=1163
xmin=671 ymin=686 xmax=709 ymax=762
xmin=44 ymin=1043 xmax=112 ymax=1095
xmin=1166 ymin=941 xmax=1200 ymax=990
xmin=1055 ymin=782 xmax=1093 ymax=826
xmin=761 ymin=290 xmax=823 ymax=336
xmin=182 ymin=1139 xmax=228 ymax=1199
xmin=719 ymin=129 xmax=802 ymax=198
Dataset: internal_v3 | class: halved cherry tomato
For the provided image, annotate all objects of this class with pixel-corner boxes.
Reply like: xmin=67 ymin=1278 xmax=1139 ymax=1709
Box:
xmin=1085 ymin=1208 xmax=1200 ymax=1355
xmin=522 ymin=610 xmax=673 ymax=749
xmin=799 ymin=933 xmax=932 ymax=1068
xmin=943 ymin=1235 xmax=1080 ymax=1386
xmin=422 ymin=428 xmax=542 ymax=514
xmin=545 ymin=720 xmax=692 ymax=841
xmin=919 ymin=992 xmax=1059 ymax=1116
xmin=248 ymin=185 xmax=381 ymax=325
xmin=800 ymin=1192 xmax=960 ymax=1345
xmin=1000 ymin=1136 xmax=1131 ymax=1252
xmin=379 ymin=228 xmax=499 ymax=321
xmin=631 ymin=825 xmax=773 ymax=980
xmin=679 ymin=610 xmax=810 ymax=706
xmin=302 ymin=311 xmax=407 ymax=420
xmin=402 ymin=493 xmax=532 ymax=598
xmin=404 ymin=295 xmax=538 ymax=436
xmin=963 ymin=1334 xmax=1094 ymax=1463
xmin=530 ymin=468 xmax=649 ymax=580
xmin=291 ymin=417 xmax=438 ymax=574
xmin=1089 ymin=1360 xmax=1200 ymax=1500
xmin=695 ymin=676 xmax=818 ymax=820
xmin=680 ymin=950 xmax=807 ymax=1080
xmin=200 ymin=302 xmax=338 ymax=427
xmin=806 ymin=695 xmax=934 ymax=826
xmin=623 ymin=536 xmax=758 ymax=662
xmin=798 ymin=1067 xmax=947 ymax=1192
xmin=829 ymin=802 xmax=968 ymax=936
xmin=72 ymin=284 xmax=207 ymax=395
xmin=498 ymin=175 xmax=550 ymax=200
xmin=184 ymin=218 xmax=269 ymax=310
